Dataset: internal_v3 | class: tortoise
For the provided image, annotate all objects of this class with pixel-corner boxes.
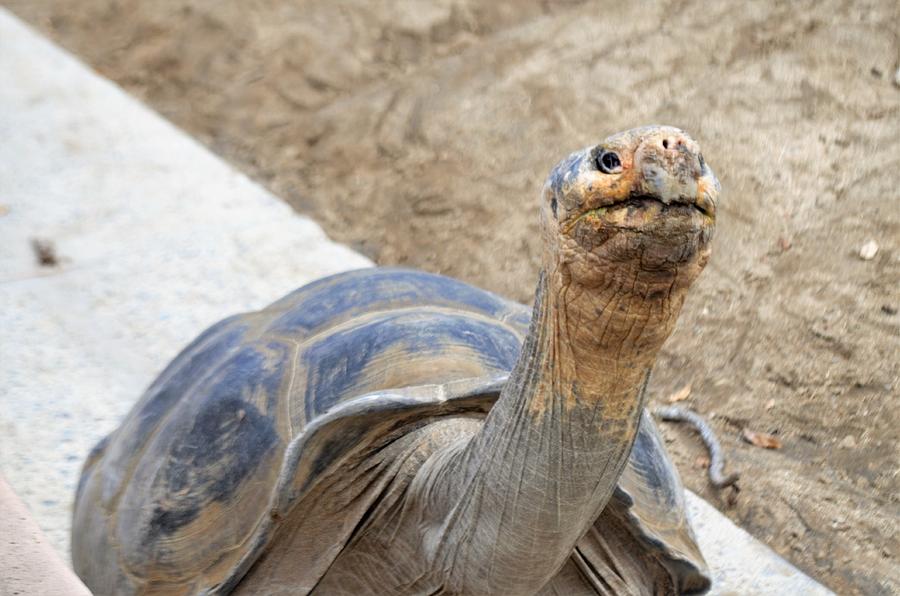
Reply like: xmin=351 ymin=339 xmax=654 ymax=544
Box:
xmin=72 ymin=125 xmax=719 ymax=595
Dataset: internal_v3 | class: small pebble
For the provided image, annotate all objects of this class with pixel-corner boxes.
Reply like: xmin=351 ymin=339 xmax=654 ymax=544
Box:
xmin=839 ymin=435 xmax=857 ymax=449
xmin=881 ymin=304 xmax=897 ymax=315
xmin=859 ymin=240 xmax=878 ymax=261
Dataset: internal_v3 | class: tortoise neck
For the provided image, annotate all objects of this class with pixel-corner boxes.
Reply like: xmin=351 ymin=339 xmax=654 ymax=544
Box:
xmin=418 ymin=266 xmax=685 ymax=593
xmin=520 ymin=267 xmax=667 ymax=416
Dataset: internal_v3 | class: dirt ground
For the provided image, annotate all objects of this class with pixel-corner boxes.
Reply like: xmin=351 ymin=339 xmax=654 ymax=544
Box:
xmin=6 ymin=0 xmax=898 ymax=593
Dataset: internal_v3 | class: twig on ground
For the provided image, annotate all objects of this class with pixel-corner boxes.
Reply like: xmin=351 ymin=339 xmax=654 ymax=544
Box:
xmin=655 ymin=405 xmax=740 ymax=489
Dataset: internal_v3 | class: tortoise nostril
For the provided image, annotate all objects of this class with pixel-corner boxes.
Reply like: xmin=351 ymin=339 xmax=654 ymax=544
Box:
xmin=662 ymin=137 xmax=689 ymax=152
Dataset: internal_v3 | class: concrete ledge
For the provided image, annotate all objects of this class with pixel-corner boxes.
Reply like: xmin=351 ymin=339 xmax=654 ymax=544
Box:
xmin=0 ymin=8 xmax=831 ymax=595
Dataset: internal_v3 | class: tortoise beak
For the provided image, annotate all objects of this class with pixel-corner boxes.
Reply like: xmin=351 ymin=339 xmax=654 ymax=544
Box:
xmin=631 ymin=129 xmax=719 ymax=220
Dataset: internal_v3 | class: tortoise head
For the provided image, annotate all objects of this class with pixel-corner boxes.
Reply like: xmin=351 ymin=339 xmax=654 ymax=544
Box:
xmin=541 ymin=126 xmax=719 ymax=290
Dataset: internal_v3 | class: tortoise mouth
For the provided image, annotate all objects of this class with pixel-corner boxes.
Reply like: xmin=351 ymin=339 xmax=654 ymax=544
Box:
xmin=600 ymin=194 xmax=710 ymax=217
xmin=565 ymin=193 xmax=714 ymax=265
xmin=567 ymin=194 xmax=712 ymax=232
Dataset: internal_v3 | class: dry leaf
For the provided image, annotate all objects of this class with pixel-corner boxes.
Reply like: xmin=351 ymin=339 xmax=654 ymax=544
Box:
xmin=764 ymin=399 xmax=776 ymax=411
xmin=30 ymin=238 xmax=58 ymax=267
xmin=742 ymin=428 xmax=782 ymax=449
xmin=666 ymin=384 xmax=692 ymax=403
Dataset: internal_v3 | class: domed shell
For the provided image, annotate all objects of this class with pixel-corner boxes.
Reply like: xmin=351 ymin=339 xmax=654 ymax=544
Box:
xmin=72 ymin=268 xmax=707 ymax=594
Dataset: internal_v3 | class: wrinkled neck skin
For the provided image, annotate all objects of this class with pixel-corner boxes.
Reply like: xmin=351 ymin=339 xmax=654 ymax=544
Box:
xmin=414 ymin=250 xmax=697 ymax=594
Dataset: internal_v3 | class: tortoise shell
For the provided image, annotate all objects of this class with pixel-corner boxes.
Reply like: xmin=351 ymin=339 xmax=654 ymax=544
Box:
xmin=72 ymin=268 xmax=707 ymax=594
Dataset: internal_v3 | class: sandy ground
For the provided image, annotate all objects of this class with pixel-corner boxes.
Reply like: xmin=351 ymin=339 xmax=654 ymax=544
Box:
xmin=5 ymin=0 xmax=898 ymax=593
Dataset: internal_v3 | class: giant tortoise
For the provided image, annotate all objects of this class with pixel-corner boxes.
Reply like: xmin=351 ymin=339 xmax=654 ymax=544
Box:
xmin=73 ymin=125 xmax=719 ymax=595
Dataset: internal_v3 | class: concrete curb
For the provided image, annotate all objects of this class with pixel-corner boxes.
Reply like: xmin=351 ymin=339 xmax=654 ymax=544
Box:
xmin=0 ymin=8 xmax=831 ymax=595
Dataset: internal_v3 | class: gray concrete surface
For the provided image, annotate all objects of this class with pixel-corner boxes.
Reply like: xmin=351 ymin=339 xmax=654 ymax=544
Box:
xmin=0 ymin=9 xmax=831 ymax=594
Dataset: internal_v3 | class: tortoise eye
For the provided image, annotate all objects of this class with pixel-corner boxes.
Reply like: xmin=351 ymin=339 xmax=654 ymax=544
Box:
xmin=597 ymin=151 xmax=622 ymax=174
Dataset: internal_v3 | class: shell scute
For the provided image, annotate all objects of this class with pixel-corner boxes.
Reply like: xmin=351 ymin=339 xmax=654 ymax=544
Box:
xmin=266 ymin=268 xmax=516 ymax=338
xmin=96 ymin=315 xmax=250 ymax=508
xmin=112 ymin=339 xmax=293 ymax=582
xmin=298 ymin=309 xmax=522 ymax=422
